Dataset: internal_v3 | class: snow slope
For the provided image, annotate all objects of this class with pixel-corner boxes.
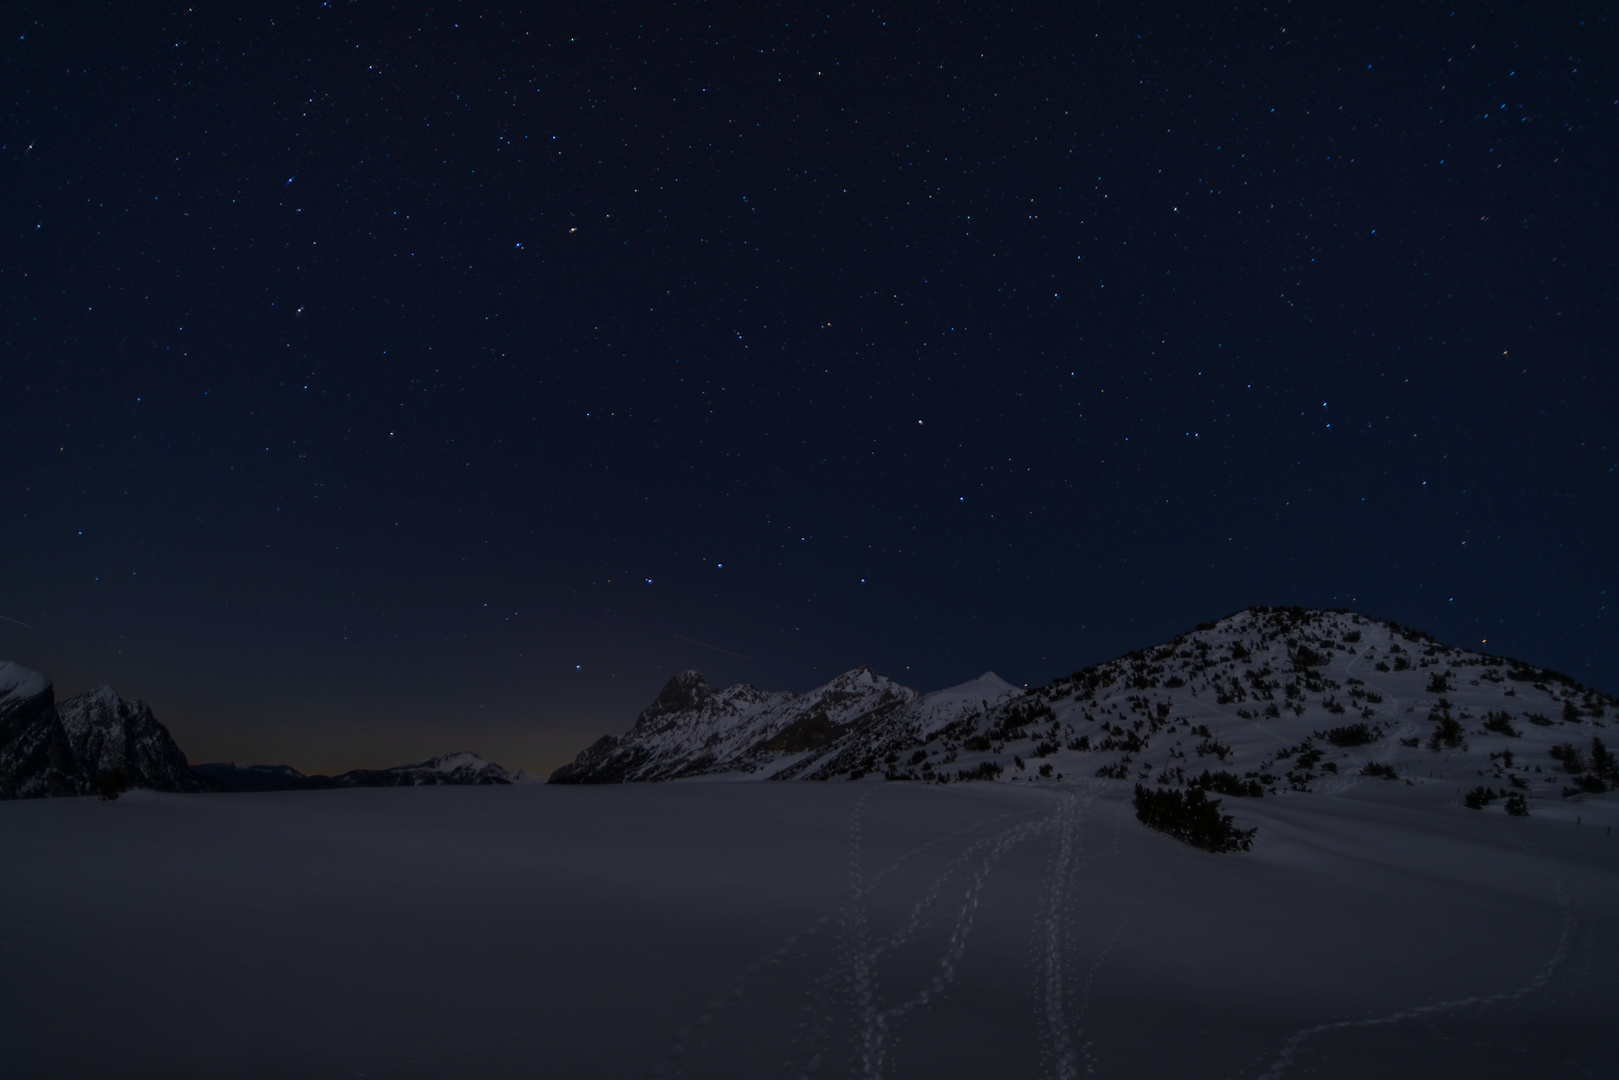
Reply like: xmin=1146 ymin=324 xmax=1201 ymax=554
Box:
xmin=0 ymin=778 xmax=1613 ymax=1078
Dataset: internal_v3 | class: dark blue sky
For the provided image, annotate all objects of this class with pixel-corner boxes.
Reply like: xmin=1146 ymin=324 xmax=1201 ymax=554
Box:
xmin=5 ymin=2 xmax=1616 ymax=773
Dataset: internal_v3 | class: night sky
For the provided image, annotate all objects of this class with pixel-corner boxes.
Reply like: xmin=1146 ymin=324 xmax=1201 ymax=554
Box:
xmin=5 ymin=3 xmax=1616 ymax=775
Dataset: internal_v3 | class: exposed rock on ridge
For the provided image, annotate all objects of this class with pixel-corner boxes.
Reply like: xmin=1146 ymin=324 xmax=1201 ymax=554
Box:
xmin=0 ymin=661 xmax=89 ymax=798
xmin=59 ymin=685 xmax=220 ymax=793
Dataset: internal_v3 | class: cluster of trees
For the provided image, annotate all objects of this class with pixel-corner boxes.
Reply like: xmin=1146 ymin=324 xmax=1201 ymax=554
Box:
xmin=1132 ymin=785 xmax=1255 ymax=853
xmin=1464 ymin=786 xmax=1530 ymax=816
xmin=1552 ymin=737 xmax=1618 ymax=796
xmin=1317 ymin=723 xmax=1382 ymax=747
xmin=1425 ymin=700 xmax=1467 ymax=751
xmin=1482 ymin=711 xmax=1521 ymax=737
xmin=1186 ymin=769 xmax=1264 ymax=798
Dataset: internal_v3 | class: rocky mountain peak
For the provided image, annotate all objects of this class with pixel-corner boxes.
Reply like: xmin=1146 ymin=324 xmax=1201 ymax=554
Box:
xmin=57 ymin=684 xmax=219 ymax=793
xmin=642 ymin=670 xmax=721 ymax=720
xmin=0 ymin=661 xmax=90 ymax=799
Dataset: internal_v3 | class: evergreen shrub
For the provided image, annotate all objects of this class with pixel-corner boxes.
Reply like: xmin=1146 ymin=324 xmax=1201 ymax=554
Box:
xmin=1132 ymin=784 xmax=1255 ymax=852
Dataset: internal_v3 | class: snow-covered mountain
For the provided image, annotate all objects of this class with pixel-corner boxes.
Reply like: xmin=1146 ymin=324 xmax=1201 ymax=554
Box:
xmin=552 ymin=607 xmax=1617 ymax=818
xmin=1 ymin=666 xmax=224 ymax=797
xmin=550 ymin=666 xmax=1020 ymax=783
xmin=0 ymin=661 xmax=89 ymax=798
xmin=326 ymin=751 xmax=542 ymax=787
xmin=58 ymin=685 xmax=220 ymax=793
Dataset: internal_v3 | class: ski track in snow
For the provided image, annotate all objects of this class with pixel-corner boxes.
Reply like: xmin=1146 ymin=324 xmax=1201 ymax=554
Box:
xmin=1037 ymin=789 xmax=1088 ymax=1080
xmin=846 ymin=796 xmax=1056 ymax=1079
xmin=1256 ymin=890 xmax=1578 ymax=1079
xmin=658 ymin=785 xmax=1085 ymax=1080
xmin=649 ymin=788 xmax=1028 ymax=1079
xmin=1067 ymin=853 xmax=1182 ymax=1078
xmin=649 ymin=768 xmax=1585 ymax=1080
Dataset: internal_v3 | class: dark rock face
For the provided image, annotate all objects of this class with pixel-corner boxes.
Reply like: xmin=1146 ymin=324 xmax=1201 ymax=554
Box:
xmin=0 ymin=662 xmax=92 ymax=799
xmin=548 ymin=734 xmax=654 ymax=784
xmin=638 ymin=672 xmax=719 ymax=726
xmin=58 ymin=686 xmax=221 ymax=793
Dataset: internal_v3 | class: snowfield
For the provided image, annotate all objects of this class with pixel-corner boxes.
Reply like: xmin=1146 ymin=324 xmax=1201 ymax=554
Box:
xmin=2 ymin=776 xmax=1615 ymax=1079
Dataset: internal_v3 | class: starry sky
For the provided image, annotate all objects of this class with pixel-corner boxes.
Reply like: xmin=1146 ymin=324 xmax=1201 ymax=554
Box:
xmin=5 ymin=2 xmax=1616 ymax=775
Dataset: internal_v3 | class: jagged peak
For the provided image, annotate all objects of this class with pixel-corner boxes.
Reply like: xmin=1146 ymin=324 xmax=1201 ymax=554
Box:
xmin=667 ymin=669 xmax=712 ymax=687
xmin=816 ymin=665 xmax=905 ymax=691
xmin=60 ymin=684 xmax=125 ymax=714
xmin=646 ymin=670 xmax=718 ymax=711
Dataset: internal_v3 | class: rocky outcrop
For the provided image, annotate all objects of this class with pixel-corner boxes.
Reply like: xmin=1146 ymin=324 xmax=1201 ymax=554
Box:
xmin=0 ymin=662 xmax=91 ymax=799
xmin=58 ymin=685 xmax=221 ymax=793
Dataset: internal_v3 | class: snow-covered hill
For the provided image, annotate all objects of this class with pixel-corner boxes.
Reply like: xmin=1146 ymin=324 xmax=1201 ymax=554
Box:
xmin=553 ymin=607 xmax=1618 ymax=820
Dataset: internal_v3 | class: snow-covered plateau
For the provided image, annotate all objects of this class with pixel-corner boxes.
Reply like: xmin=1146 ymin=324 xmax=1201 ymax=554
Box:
xmin=1 ymin=607 xmax=1615 ymax=1077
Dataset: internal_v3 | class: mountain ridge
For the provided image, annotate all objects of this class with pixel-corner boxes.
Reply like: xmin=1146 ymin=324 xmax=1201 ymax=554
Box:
xmin=551 ymin=606 xmax=1618 ymax=818
xmin=0 ymin=663 xmax=539 ymax=798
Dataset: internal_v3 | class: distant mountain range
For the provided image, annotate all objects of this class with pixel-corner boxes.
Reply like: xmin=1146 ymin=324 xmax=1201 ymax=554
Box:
xmin=9 ymin=606 xmax=1615 ymax=811
xmin=194 ymin=753 xmax=541 ymax=791
xmin=0 ymin=660 xmax=536 ymax=799
xmin=552 ymin=606 xmax=1618 ymax=816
